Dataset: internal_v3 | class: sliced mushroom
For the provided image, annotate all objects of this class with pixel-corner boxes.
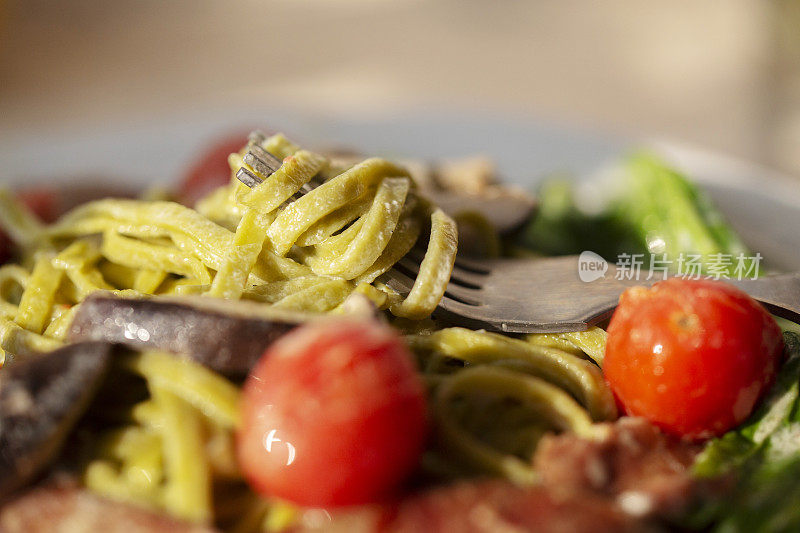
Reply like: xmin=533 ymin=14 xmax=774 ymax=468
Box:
xmin=0 ymin=342 xmax=112 ymax=502
xmin=426 ymin=189 xmax=537 ymax=236
xmin=321 ymin=153 xmax=537 ymax=236
xmin=68 ymin=294 xmax=311 ymax=376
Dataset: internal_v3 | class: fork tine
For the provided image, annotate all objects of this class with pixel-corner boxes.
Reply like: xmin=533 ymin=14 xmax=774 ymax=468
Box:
xmin=453 ymin=255 xmax=491 ymax=274
xmin=435 ymin=297 xmax=491 ymax=330
xmin=449 ymin=264 xmax=488 ymax=287
xmin=244 ymin=150 xmax=281 ymax=179
xmin=300 ymin=179 xmax=320 ymax=194
xmin=396 ymin=257 xmax=422 ymax=277
xmin=382 ymin=267 xmax=415 ymax=295
xmin=443 ymin=283 xmax=483 ymax=306
xmin=235 ymin=131 xmax=286 ymax=189
xmin=248 ymin=130 xmax=268 ymax=145
xmin=439 ymin=295 xmax=478 ymax=309
xmin=236 ymin=133 xmax=285 ymax=189
xmin=248 ymin=143 xmax=283 ymax=168
xmin=236 ymin=167 xmax=263 ymax=188
xmin=397 ymin=255 xmax=483 ymax=305
xmin=390 ymin=256 xmax=483 ymax=305
xmin=405 ymin=246 xmax=427 ymax=264
xmin=401 ymin=251 xmax=487 ymax=288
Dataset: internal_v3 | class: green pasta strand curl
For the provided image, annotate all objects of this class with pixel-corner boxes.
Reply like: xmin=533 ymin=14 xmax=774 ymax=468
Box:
xmin=432 ymin=365 xmax=595 ymax=485
xmin=0 ymin=130 xmax=620 ymax=532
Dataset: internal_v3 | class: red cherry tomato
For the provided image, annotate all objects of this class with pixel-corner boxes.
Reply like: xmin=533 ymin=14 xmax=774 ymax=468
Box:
xmin=16 ymin=188 xmax=59 ymax=224
xmin=604 ymin=278 xmax=784 ymax=440
xmin=0 ymin=187 xmax=58 ymax=264
xmin=176 ymin=133 xmax=250 ymax=207
xmin=236 ymin=319 xmax=428 ymax=507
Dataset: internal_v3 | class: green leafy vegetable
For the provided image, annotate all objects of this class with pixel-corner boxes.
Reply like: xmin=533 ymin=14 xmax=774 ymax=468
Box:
xmin=521 ymin=153 xmax=754 ymax=276
xmin=618 ymin=154 xmax=751 ymax=272
xmin=689 ymin=332 xmax=800 ymax=532
xmin=520 ymin=177 xmax=638 ymax=258
xmin=523 ymin=151 xmax=797 ymax=531
xmin=713 ymin=455 xmax=800 ymax=533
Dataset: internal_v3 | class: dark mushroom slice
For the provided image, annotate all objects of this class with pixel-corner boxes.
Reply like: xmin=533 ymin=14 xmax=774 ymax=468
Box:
xmin=0 ymin=342 xmax=112 ymax=502
xmin=427 ymin=189 xmax=537 ymax=237
xmin=68 ymin=294 xmax=314 ymax=376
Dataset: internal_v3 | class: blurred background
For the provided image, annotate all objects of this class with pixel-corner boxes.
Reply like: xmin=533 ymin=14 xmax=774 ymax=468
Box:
xmin=1 ymin=0 xmax=799 ymax=174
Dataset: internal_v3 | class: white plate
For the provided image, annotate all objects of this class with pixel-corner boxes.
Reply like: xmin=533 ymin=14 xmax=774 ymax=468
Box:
xmin=2 ymin=107 xmax=799 ymax=269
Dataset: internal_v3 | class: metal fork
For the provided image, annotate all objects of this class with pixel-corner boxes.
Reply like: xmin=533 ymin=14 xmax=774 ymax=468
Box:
xmin=235 ymin=134 xmax=800 ymax=334
xmin=237 ymin=131 xmax=536 ymax=233
xmin=236 ymin=131 xmax=322 ymax=195
xmin=389 ymin=252 xmax=800 ymax=333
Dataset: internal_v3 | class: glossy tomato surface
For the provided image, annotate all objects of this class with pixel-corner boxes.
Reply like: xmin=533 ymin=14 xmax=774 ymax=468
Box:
xmin=604 ymin=278 xmax=784 ymax=440
xmin=236 ymin=319 xmax=428 ymax=507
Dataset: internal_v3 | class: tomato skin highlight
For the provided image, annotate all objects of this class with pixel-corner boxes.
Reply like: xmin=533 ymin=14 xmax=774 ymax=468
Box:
xmin=604 ymin=278 xmax=784 ymax=440
xmin=236 ymin=319 xmax=428 ymax=507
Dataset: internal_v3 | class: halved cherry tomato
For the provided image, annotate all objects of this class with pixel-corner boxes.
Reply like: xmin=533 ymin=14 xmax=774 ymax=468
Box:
xmin=604 ymin=278 xmax=784 ymax=440
xmin=236 ymin=319 xmax=428 ymax=507
xmin=176 ymin=133 xmax=250 ymax=207
xmin=0 ymin=187 xmax=58 ymax=264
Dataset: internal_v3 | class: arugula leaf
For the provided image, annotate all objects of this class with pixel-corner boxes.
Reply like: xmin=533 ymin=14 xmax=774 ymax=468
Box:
xmin=741 ymin=332 xmax=800 ymax=442
xmin=689 ymin=332 xmax=800 ymax=531
xmin=694 ymin=332 xmax=800 ymax=476
xmin=714 ymin=455 xmax=800 ymax=533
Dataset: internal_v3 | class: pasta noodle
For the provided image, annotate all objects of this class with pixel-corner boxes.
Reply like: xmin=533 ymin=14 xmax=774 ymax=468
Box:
xmin=0 ymin=133 xmax=460 ymax=357
xmin=84 ymin=350 xmax=236 ymax=524
xmin=0 ymin=131 xmax=618 ymax=531
xmin=408 ymin=327 xmax=615 ymax=484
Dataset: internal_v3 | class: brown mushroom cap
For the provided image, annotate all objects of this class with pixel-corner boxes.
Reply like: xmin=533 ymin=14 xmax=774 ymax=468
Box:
xmin=68 ymin=294 xmax=312 ymax=376
xmin=0 ymin=342 xmax=112 ymax=502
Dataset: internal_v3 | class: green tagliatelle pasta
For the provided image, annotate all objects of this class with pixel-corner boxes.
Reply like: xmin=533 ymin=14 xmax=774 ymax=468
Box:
xmin=408 ymin=326 xmax=615 ymax=484
xmin=0 ymin=132 xmax=459 ymax=361
xmin=0 ymin=131 xmax=619 ymax=531
xmin=83 ymin=350 xmax=241 ymax=525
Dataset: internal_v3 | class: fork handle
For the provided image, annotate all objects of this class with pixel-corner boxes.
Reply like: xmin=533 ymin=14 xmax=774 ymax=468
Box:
xmin=577 ymin=271 xmax=800 ymax=333
xmin=728 ymin=273 xmax=800 ymax=323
